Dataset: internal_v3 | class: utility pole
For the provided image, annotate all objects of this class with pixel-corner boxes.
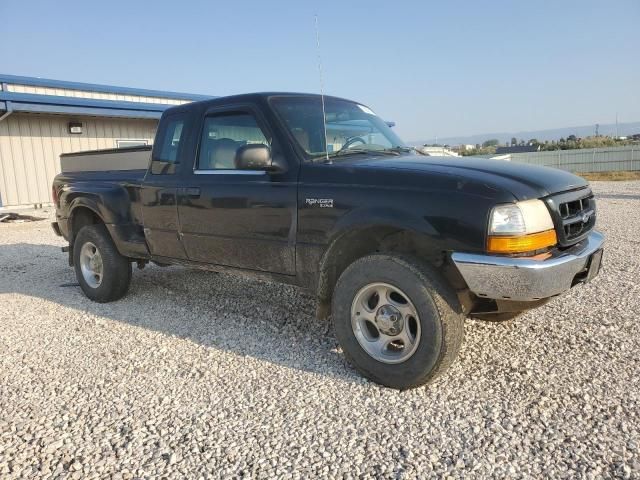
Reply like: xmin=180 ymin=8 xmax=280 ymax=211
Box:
xmin=595 ymin=123 xmax=599 ymax=137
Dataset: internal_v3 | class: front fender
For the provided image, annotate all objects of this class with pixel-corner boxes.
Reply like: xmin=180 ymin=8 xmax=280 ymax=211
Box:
xmin=327 ymin=205 xmax=438 ymax=241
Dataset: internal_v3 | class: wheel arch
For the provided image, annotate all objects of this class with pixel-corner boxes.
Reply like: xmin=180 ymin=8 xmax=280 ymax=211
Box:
xmin=65 ymin=204 xmax=105 ymax=266
xmin=69 ymin=203 xmax=105 ymax=241
xmin=61 ymin=184 xmax=133 ymax=234
xmin=316 ymin=222 xmax=449 ymax=310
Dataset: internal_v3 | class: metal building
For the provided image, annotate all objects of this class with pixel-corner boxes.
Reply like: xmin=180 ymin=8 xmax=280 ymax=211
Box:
xmin=0 ymin=74 xmax=210 ymax=208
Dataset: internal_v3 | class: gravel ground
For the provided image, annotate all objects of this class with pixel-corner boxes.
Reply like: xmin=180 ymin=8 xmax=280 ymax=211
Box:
xmin=0 ymin=181 xmax=639 ymax=479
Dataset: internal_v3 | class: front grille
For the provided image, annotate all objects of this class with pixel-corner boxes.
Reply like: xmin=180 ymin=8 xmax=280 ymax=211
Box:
xmin=559 ymin=195 xmax=596 ymax=241
xmin=545 ymin=188 xmax=596 ymax=247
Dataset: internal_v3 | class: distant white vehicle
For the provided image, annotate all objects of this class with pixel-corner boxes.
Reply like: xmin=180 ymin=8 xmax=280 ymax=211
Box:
xmin=489 ymin=153 xmax=512 ymax=161
xmin=418 ymin=146 xmax=459 ymax=157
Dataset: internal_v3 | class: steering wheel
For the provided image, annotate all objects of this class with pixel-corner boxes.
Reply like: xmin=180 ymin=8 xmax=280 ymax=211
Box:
xmin=339 ymin=136 xmax=367 ymax=151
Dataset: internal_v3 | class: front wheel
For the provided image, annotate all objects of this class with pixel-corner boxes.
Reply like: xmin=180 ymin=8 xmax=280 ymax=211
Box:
xmin=332 ymin=254 xmax=465 ymax=390
xmin=73 ymin=224 xmax=132 ymax=302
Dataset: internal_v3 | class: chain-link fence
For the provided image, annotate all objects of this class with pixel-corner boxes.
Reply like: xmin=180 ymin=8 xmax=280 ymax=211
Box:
xmin=507 ymin=145 xmax=640 ymax=172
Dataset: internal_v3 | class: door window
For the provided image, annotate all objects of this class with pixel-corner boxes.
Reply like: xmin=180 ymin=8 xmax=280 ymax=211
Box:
xmin=197 ymin=113 xmax=269 ymax=170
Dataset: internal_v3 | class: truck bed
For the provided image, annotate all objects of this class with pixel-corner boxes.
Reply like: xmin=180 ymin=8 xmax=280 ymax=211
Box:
xmin=54 ymin=169 xmax=147 ymax=185
xmin=53 ymin=147 xmax=149 ymax=241
xmin=60 ymin=146 xmax=151 ymax=173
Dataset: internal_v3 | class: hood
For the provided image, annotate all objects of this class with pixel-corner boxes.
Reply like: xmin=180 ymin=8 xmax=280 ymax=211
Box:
xmin=349 ymin=154 xmax=588 ymax=200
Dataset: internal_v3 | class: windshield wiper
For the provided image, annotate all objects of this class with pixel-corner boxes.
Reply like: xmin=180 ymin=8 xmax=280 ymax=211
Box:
xmin=410 ymin=146 xmax=428 ymax=156
xmin=329 ymin=147 xmax=411 ymax=157
xmin=313 ymin=147 xmax=407 ymax=163
xmin=384 ymin=146 xmax=415 ymax=154
xmin=309 ymin=149 xmax=371 ymax=164
xmin=328 ymin=148 xmax=375 ymax=158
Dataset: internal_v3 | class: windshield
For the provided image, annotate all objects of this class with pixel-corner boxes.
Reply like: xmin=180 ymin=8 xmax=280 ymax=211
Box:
xmin=270 ymin=96 xmax=407 ymax=159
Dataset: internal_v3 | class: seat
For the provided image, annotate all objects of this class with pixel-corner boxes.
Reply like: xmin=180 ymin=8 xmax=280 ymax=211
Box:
xmin=292 ymin=128 xmax=310 ymax=152
xmin=198 ymin=137 xmax=216 ymax=170
xmin=201 ymin=138 xmax=241 ymax=170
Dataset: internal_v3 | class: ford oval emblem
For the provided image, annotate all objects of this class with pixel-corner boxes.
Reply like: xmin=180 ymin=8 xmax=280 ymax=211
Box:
xmin=582 ymin=212 xmax=592 ymax=223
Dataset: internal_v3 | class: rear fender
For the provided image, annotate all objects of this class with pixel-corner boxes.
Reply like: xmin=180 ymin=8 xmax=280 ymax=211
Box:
xmin=64 ymin=185 xmax=148 ymax=261
xmin=63 ymin=183 xmax=133 ymax=226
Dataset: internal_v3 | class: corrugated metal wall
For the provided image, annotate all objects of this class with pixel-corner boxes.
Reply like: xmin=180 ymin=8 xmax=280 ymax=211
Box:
xmin=508 ymin=145 xmax=640 ymax=173
xmin=7 ymin=84 xmax=189 ymax=105
xmin=0 ymin=113 xmax=157 ymax=207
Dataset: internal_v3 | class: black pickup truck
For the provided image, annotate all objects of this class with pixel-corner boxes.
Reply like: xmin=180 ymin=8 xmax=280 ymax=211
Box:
xmin=52 ymin=93 xmax=604 ymax=389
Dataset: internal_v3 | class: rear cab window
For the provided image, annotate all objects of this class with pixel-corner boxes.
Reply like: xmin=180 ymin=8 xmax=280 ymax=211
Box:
xmin=150 ymin=113 xmax=188 ymax=174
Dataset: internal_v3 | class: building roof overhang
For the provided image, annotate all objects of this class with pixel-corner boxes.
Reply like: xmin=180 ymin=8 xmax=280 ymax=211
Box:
xmin=0 ymin=73 xmax=211 ymax=101
xmin=0 ymin=73 xmax=214 ymax=119
xmin=0 ymin=91 xmax=172 ymax=119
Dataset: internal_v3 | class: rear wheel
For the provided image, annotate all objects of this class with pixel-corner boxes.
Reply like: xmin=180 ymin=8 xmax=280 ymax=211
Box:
xmin=73 ymin=224 xmax=131 ymax=302
xmin=332 ymin=254 xmax=465 ymax=390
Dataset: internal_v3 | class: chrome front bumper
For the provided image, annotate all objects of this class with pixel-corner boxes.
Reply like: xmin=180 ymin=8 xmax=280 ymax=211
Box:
xmin=451 ymin=231 xmax=605 ymax=302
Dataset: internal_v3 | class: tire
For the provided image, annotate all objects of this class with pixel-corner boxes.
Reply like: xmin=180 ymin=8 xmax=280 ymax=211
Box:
xmin=332 ymin=254 xmax=465 ymax=390
xmin=471 ymin=311 xmax=523 ymax=322
xmin=73 ymin=224 xmax=132 ymax=303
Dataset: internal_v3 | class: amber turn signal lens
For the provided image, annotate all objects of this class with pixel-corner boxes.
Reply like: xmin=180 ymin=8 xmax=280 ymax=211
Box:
xmin=487 ymin=229 xmax=557 ymax=254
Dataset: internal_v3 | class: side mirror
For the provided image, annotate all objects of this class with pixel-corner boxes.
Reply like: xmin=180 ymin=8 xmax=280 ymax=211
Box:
xmin=235 ymin=144 xmax=277 ymax=171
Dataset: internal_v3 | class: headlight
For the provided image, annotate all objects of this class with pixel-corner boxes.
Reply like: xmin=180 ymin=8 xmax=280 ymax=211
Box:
xmin=489 ymin=204 xmax=526 ymax=234
xmin=487 ymin=199 xmax=557 ymax=254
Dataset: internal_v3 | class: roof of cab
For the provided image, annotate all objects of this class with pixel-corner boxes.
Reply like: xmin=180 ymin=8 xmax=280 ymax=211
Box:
xmin=161 ymin=91 xmax=360 ymax=116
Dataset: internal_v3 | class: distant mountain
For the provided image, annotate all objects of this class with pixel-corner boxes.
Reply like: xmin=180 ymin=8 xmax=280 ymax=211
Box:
xmin=409 ymin=121 xmax=640 ymax=147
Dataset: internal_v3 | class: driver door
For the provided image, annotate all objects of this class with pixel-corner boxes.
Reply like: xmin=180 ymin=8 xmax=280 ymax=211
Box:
xmin=177 ymin=105 xmax=297 ymax=275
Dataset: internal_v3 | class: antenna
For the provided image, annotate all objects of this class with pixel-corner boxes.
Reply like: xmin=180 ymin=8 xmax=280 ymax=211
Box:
xmin=314 ymin=14 xmax=330 ymax=162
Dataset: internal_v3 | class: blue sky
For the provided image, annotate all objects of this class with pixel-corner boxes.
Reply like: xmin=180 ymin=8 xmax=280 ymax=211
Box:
xmin=1 ymin=0 xmax=638 ymax=141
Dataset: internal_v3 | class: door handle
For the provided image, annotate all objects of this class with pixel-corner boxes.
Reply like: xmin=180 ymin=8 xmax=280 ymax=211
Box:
xmin=184 ymin=187 xmax=201 ymax=198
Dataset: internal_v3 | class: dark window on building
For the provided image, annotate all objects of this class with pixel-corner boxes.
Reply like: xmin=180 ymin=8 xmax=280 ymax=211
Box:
xmin=116 ymin=139 xmax=148 ymax=148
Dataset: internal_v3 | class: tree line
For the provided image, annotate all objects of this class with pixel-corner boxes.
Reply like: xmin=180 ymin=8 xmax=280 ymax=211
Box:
xmin=459 ymin=135 xmax=638 ymax=157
